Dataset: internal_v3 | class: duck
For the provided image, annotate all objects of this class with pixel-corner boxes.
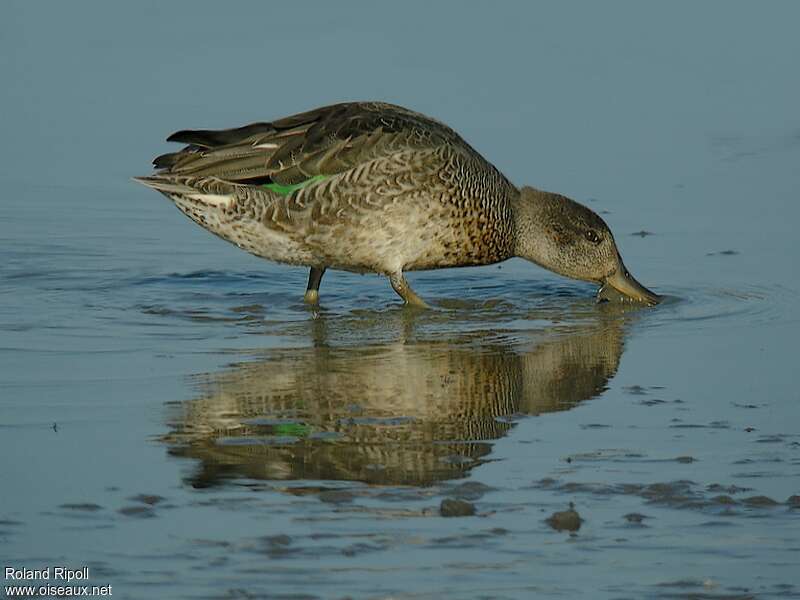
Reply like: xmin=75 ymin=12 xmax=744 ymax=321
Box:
xmin=135 ymin=101 xmax=660 ymax=307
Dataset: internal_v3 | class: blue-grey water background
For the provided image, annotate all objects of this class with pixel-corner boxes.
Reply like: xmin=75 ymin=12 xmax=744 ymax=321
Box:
xmin=2 ymin=1 xmax=799 ymax=598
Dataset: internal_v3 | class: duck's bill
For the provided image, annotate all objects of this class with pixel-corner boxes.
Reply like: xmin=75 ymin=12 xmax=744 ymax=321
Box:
xmin=599 ymin=265 xmax=661 ymax=306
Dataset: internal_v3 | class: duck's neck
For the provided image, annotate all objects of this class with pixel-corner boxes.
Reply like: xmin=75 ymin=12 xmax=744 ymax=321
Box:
xmin=510 ymin=186 xmax=555 ymax=262
xmin=511 ymin=185 xmax=599 ymax=282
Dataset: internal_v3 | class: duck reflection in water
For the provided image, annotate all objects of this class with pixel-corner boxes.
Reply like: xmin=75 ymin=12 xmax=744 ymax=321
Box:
xmin=164 ymin=309 xmax=629 ymax=487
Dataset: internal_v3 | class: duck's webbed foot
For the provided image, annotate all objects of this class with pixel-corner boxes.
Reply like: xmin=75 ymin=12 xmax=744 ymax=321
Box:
xmin=389 ymin=271 xmax=429 ymax=308
xmin=304 ymin=266 xmax=326 ymax=304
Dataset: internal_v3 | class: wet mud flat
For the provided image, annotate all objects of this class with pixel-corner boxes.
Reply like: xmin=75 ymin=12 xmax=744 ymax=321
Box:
xmin=18 ymin=412 xmax=800 ymax=600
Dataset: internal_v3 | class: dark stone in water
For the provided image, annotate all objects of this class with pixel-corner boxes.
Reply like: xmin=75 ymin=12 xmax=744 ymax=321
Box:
xmin=639 ymin=398 xmax=668 ymax=406
xmin=642 ymin=481 xmax=693 ymax=497
xmin=624 ymin=512 xmax=649 ymax=523
xmin=129 ymin=494 xmax=165 ymax=506
xmin=546 ymin=505 xmax=583 ymax=532
xmin=707 ymin=483 xmax=752 ymax=495
xmin=117 ymin=506 xmax=156 ymax=518
xmin=742 ymin=495 xmax=779 ymax=507
xmin=657 ymin=579 xmax=707 ymax=588
xmin=623 ymin=385 xmax=648 ymax=395
xmin=440 ymin=499 xmax=475 ymax=517
xmin=262 ymin=534 xmax=291 ymax=547
xmin=260 ymin=534 xmax=294 ymax=558
xmin=756 ymin=435 xmax=785 ymax=444
xmin=60 ymin=503 xmax=103 ymax=512
xmin=318 ymin=490 xmax=355 ymax=504
xmin=342 ymin=542 xmax=382 ymax=557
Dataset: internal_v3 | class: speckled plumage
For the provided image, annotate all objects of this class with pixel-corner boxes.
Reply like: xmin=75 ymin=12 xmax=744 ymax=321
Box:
xmin=136 ymin=101 xmax=660 ymax=306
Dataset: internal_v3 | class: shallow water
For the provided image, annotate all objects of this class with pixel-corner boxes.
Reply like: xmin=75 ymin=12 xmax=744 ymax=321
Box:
xmin=2 ymin=2 xmax=800 ymax=599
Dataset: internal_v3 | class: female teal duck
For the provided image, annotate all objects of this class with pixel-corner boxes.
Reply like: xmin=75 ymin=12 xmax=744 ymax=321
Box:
xmin=136 ymin=102 xmax=659 ymax=307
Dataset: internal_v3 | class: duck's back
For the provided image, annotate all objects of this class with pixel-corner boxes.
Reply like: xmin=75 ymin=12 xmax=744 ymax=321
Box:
xmin=143 ymin=102 xmax=519 ymax=273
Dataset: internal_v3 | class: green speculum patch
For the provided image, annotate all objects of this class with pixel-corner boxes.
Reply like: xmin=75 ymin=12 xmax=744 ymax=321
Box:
xmin=263 ymin=175 xmax=327 ymax=197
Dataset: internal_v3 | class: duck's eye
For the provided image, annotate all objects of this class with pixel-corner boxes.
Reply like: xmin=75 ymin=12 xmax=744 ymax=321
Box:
xmin=584 ymin=230 xmax=602 ymax=244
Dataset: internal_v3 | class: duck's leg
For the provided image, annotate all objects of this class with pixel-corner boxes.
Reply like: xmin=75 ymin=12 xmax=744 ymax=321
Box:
xmin=389 ymin=271 xmax=429 ymax=308
xmin=304 ymin=266 xmax=326 ymax=304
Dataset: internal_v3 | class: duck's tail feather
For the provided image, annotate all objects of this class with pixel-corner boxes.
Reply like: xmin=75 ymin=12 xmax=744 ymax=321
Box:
xmin=166 ymin=122 xmax=275 ymax=148
xmin=153 ymin=144 xmax=205 ymax=170
xmin=132 ymin=175 xmax=238 ymax=209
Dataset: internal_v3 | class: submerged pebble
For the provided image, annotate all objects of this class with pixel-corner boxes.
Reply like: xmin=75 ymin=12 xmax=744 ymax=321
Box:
xmin=546 ymin=504 xmax=583 ymax=532
xmin=707 ymin=484 xmax=752 ymax=494
xmin=624 ymin=512 xmax=649 ymax=523
xmin=262 ymin=534 xmax=291 ymax=547
xmin=260 ymin=534 xmax=294 ymax=557
xmin=129 ymin=494 xmax=165 ymax=506
xmin=117 ymin=506 xmax=156 ymax=518
xmin=742 ymin=495 xmax=780 ymax=507
xmin=623 ymin=385 xmax=649 ymax=395
xmin=59 ymin=503 xmax=103 ymax=512
xmin=318 ymin=490 xmax=355 ymax=504
xmin=440 ymin=499 xmax=475 ymax=517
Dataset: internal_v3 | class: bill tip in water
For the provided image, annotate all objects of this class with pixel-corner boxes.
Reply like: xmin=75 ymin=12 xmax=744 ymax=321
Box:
xmin=597 ymin=264 xmax=661 ymax=306
xmin=597 ymin=282 xmax=661 ymax=307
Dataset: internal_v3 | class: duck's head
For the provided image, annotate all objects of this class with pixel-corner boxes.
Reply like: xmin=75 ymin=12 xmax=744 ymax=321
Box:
xmin=513 ymin=186 xmax=660 ymax=306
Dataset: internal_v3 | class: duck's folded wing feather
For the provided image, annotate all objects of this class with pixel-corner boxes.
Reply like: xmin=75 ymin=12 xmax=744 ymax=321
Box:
xmin=153 ymin=102 xmax=467 ymax=186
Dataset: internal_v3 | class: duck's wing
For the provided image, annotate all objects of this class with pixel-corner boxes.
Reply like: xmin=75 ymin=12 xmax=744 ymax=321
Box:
xmin=151 ymin=101 xmax=474 ymax=186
